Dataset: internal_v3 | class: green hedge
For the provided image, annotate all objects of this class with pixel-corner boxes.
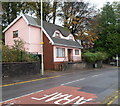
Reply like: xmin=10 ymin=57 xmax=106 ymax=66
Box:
xmin=2 ymin=45 xmax=39 ymax=62
xmin=83 ymin=52 xmax=108 ymax=62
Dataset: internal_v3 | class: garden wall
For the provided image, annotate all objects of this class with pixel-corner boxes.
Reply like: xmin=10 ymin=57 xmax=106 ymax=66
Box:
xmin=2 ymin=62 xmax=41 ymax=78
xmin=85 ymin=61 xmax=103 ymax=68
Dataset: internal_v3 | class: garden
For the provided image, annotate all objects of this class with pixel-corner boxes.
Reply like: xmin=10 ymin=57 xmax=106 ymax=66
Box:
xmin=2 ymin=39 xmax=40 ymax=78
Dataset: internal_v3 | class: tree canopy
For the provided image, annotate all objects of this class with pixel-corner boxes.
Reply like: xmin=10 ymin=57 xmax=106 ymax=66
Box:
xmin=59 ymin=1 xmax=99 ymax=48
xmin=94 ymin=2 xmax=120 ymax=58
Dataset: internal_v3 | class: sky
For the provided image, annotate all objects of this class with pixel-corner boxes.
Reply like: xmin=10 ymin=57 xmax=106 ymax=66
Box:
xmin=88 ymin=0 xmax=120 ymax=9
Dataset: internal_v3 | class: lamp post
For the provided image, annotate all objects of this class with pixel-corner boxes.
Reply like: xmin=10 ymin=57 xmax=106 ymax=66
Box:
xmin=40 ymin=0 xmax=44 ymax=76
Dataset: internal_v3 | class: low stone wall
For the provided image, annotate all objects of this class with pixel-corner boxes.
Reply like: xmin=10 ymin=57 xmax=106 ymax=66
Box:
xmin=85 ymin=61 xmax=103 ymax=69
xmin=66 ymin=61 xmax=103 ymax=71
xmin=2 ymin=62 xmax=41 ymax=78
xmin=66 ymin=62 xmax=85 ymax=71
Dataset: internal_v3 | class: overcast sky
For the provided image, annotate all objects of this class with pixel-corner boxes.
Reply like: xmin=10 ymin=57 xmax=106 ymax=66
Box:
xmin=88 ymin=0 xmax=120 ymax=9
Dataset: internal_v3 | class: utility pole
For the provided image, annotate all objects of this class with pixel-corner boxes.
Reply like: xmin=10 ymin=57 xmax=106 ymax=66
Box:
xmin=40 ymin=0 xmax=44 ymax=75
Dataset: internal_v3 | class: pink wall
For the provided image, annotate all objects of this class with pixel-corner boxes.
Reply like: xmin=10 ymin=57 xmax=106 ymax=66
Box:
xmin=53 ymin=46 xmax=81 ymax=62
xmin=5 ymin=17 xmax=42 ymax=54
xmin=28 ymin=25 xmax=42 ymax=54
xmin=5 ymin=17 xmax=29 ymax=51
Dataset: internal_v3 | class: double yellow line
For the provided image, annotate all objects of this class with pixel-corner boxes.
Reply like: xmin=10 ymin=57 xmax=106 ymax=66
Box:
xmin=102 ymin=90 xmax=120 ymax=105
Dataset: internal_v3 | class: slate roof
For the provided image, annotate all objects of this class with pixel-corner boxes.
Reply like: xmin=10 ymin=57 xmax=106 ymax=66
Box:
xmin=24 ymin=14 xmax=71 ymax=37
xmin=22 ymin=14 xmax=83 ymax=48
xmin=52 ymin=37 xmax=82 ymax=48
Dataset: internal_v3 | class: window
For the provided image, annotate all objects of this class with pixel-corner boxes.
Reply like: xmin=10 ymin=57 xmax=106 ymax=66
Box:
xmin=75 ymin=50 xmax=79 ymax=55
xmin=56 ymin=48 xmax=65 ymax=57
xmin=69 ymin=36 xmax=73 ymax=40
xmin=55 ymin=32 xmax=60 ymax=38
xmin=13 ymin=30 xmax=18 ymax=38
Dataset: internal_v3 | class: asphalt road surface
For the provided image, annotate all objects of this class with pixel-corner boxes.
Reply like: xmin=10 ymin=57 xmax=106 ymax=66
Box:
xmin=1 ymin=67 xmax=119 ymax=105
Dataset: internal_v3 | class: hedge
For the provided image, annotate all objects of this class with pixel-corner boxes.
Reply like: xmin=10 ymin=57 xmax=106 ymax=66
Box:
xmin=83 ymin=52 xmax=108 ymax=63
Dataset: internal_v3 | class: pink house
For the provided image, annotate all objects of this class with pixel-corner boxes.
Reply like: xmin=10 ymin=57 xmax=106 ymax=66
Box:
xmin=3 ymin=14 xmax=83 ymax=70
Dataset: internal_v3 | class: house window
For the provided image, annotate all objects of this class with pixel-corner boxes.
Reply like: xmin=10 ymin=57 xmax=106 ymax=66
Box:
xmin=56 ymin=48 xmax=65 ymax=57
xmin=69 ymin=36 xmax=73 ymax=40
xmin=75 ymin=50 xmax=79 ymax=55
xmin=13 ymin=30 xmax=18 ymax=38
xmin=55 ymin=32 xmax=60 ymax=38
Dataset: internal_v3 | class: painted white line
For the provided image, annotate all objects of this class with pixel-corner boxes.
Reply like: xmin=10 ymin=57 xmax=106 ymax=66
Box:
xmin=61 ymin=78 xmax=86 ymax=86
xmin=0 ymin=90 xmax=44 ymax=104
xmin=92 ymin=74 xmax=103 ymax=77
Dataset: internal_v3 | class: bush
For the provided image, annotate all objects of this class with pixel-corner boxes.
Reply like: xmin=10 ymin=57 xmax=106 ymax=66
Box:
xmin=83 ymin=52 xmax=108 ymax=63
xmin=2 ymin=45 xmax=39 ymax=62
xmin=2 ymin=39 xmax=40 ymax=62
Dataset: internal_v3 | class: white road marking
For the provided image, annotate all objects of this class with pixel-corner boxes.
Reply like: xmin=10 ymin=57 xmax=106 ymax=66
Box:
xmin=61 ymin=73 xmax=103 ymax=86
xmin=61 ymin=78 xmax=86 ymax=86
xmin=31 ymin=92 xmax=93 ymax=105
xmin=92 ymin=74 xmax=103 ymax=77
xmin=1 ymin=90 xmax=44 ymax=103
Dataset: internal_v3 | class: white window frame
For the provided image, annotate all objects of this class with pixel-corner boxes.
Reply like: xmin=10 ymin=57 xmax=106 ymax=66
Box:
xmin=56 ymin=48 xmax=65 ymax=58
xmin=13 ymin=30 xmax=18 ymax=38
xmin=69 ymin=36 xmax=73 ymax=40
xmin=75 ymin=50 xmax=79 ymax=55
xmin=55 ymin=32 xmax=60 ymax=38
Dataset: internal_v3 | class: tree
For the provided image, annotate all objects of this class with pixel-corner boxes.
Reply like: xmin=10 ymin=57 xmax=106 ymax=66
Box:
xmin=94 ymin=2 xmax=120 ymax=58
xmin=113 ymin=1 xmax=120 ymax=33
xmin=2 ymin=1 xmax=58 ymax=26
xmin=12 ymin=38 xmax=25 ymax=51
xmin=23 ymin=1 xmax=58 ymax=23
xmin=2 ymin=2 xmax=23 ymax=28
xmin=105 ymin=33 xmax=120 ymax=57
xmin=52 ymin=2 xmax=57 ymax=24
xmin=59 ymin=1 xmax=98 ymax=49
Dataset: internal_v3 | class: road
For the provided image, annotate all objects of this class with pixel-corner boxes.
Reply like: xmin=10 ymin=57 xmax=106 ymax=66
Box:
xmin=1 ymin=67 xmax=119 ymax=105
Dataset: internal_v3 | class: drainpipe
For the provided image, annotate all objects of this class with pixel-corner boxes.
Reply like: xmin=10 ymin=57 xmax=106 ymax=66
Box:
xmin=40 ymin=0 xmax=44 ymax=76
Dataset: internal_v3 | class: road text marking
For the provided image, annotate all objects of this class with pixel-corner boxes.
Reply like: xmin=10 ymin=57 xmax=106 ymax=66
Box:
xmin=31 ymin=92 xmax=93 ymax=105
xmin=1 ymin=86 xmax=99 ymax=105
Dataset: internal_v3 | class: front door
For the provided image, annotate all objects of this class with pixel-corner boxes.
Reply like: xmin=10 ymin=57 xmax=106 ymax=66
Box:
xmin=68 ymin=49 xmax=73 ymax=62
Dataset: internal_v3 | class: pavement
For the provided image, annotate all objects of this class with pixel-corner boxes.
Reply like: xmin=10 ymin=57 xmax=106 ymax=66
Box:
xmin=2 ymin=64 xmax=118 ymax=85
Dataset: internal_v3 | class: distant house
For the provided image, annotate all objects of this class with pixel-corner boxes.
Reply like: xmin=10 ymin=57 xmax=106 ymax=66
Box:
xmin=3 ymin=14 xmax=83 ymax=70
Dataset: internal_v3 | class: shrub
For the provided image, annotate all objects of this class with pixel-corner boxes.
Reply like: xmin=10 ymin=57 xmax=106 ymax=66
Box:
xmin=2 ymin=39 xmax=39 ymax=62
xmin=83 ymin=52 xmax=108 ymax=63
xmin=2 ymin=45 xmax=39 ymax=62
xmin=12 ymin=38 xmax=24 ymax=50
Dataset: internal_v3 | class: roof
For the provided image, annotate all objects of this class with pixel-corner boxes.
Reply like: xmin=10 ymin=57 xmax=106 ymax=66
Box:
xmin=52 ymin=37 xmax=82 ymax=48
xmin=24 ymin=14 xmax=71 ymax=37
xmin=3 ymin=14 xmax=83 ymax=49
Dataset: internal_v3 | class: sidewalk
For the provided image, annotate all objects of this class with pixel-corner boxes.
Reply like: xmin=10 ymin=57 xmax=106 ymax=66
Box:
xmin=2 ymin=64 xmax=117 ymax=85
